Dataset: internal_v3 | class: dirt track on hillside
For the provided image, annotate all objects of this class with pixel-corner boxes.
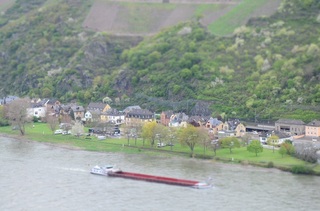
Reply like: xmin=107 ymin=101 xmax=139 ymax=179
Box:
xmin=0 ymin=0 xmax=14 ymax=8
xmin=0 ymin=0 xmax=12 ymax=5
xmin=83 ymin=0 xmax=281 ymax=36
xmin=110 ymin=0 xmax=240 ymax=4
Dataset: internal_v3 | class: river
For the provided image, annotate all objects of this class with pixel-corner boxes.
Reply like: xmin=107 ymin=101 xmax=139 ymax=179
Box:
xmin=1 ymin=136 xmax=320 ymax=211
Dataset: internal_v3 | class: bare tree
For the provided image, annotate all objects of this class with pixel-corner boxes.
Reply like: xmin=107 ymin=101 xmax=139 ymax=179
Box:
xmin=60 ymin=114 xmax=72 ymax=125
xmin=209 ymin=139 xmax=220 ymax=156
xmin=197 ymin=127 xmax=210 ymax=155
xmin=46 ymin=111 xmax=59 ymax=134
xmin=6 ymin=98 xmax=31 ymax=135
xmin=71 ymin=121 xmax=84 ymax=138
xmin=294 ymin=142 xmax=319 ymax=163
xmin=241 ymin=133 xmax=252 ymax=146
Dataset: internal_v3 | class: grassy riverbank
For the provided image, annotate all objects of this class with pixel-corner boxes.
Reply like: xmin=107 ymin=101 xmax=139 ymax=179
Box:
xmin=1 ymin=122 xmax=319 ymax=175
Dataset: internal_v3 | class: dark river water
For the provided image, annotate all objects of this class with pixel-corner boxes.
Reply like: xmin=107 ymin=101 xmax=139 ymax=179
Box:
xmin=1 ymin=136 xmax=320 ymax=211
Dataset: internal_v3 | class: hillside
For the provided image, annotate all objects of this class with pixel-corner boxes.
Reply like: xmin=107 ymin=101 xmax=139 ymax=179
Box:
xmin=0 ymin=0 xmax=320 ymax=123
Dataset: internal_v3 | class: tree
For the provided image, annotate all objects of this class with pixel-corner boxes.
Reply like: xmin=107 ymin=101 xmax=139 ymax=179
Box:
xmin=267 ymin=135 xmax=279 ymax=153
xmin=294 ymin=142 xmax=319 ymax=163
xmin=279 ymin=145 xmax=287 ymax=158
xmin=141 ymin=121 xmax=157 ymax=147
xmin=71 ymin=121 xmax=84 ymax=138
xmin=247 ymin=140 xmax=263 ymax=157
xmin=168 ymin=128 xmax=177 ymax=151
xmin=177 ymin=124 xmax=201 ymax=157
xmin=220 ymin=137 xmax=240 ymax=154
xmin=209 ymin=139 xmax=219 ymax=156
xmin=279 ymin=141 xmax=295 ymax=157
xmin=154 ymin=124 xmax=169 ymax=147
xmin=60 ymin=114 xmax=72 ymax=125
xmin=6 ymin=98 xmax=31 ymax=136
xmin=0 ymin=105 xmax=9 ymax=126
xmin=46 ymin=112 xmax=59 ymax=134
xmin=198 ymin=127 xmax=210 ymax=155
xmin=241 ymin=133 xmax=252 ymax=146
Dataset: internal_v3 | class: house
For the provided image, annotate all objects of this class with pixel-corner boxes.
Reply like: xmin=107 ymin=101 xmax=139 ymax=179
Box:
xmin=275 ymin=119 xmax=305 ymax=135
xmin=251 ymin=131 xmax=268 ymax=144
xmin=86 ymin=102 xmax=111 ymax=122
xmin=125 ymin=108 xmax=154 ymax=126
xmin=235 ymin=123 xmax=246 ymax=137
xmin=60 ymin=104 xmax=72 ymax=117
xmin=205 ymin=117 xmax=223 ymax=134
xmin=168 ymin=112 xmax=188 ymax=128
xmin=104 ymin=108 xmax=125 ymax=124
xmin=84 ymin=111 xmax=93 ymax=122
xmin=87 ymin=102 xmax=111 ymax=113
xmin=188 ymin=116 xmax=209 ymax=127
xmin=268 ymin=131 xmax=292 ymax=145
xmin=27 ymin=99 xmax=49 ymax=119
xmin=71 ymin=105 xmax=85 ymax=121
xmin=305 ymin=120 xmax=320 ymax=137
xmin=160 ymin=110 xmax=174 ymax=126
xmin=46 ymin=99 xmax=61 ymax=117
xmin=217 ymin=119 xmax=246 ymax=138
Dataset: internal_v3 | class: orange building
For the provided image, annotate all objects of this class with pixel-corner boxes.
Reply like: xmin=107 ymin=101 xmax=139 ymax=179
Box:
xmin=305 ymin=120 xmax=320 ymax=137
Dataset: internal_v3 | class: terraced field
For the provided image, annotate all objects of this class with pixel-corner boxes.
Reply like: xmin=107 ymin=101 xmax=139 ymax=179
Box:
xmin=83 ymin=0 xmax=281 ymax=36
xmin=0 ymin=0 xmax=14 ymax=12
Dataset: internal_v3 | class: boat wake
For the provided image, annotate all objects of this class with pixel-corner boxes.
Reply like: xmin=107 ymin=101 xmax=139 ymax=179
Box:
xmin=58 ymin=167 xmax=87 ymax=172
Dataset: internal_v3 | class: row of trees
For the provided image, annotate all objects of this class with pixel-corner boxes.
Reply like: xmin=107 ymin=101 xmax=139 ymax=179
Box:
xmin=138 ymin=121 xmax=318 ymax=162
xmin=138 ymin=121 xmax=269 ymax=158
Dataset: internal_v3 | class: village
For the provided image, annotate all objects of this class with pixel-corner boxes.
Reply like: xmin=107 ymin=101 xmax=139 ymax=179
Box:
xmin=1 ymin=96 xmax=319 ymax=149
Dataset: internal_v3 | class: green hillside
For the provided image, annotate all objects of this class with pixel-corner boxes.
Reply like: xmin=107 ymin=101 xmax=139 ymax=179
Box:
xmin=0 ymin=0 xmax=320 ymax=123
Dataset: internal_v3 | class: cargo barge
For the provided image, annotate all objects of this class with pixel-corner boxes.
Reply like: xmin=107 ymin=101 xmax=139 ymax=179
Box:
xmin=107 ymin=171 xmax=212 ymax=189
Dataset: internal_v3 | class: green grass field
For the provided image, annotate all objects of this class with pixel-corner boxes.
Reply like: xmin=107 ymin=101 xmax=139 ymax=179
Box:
xmin=208 ymin=0 xmax=272 ymax=36
xmin=1 ymin=122 xmax=318 ymax=175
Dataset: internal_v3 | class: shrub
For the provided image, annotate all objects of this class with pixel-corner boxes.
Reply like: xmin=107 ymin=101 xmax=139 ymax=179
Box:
xmin=267 ymin=161 xmax=274 ymax=168
xmin=291 ymin=165 xmax=313 ymax=175
xmin=241 ymin=160 xmax=249 ymax=165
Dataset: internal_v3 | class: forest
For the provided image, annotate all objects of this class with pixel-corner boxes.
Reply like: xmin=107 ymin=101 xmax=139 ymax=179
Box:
xmin=0 ymin=0 xmax=320 ymax=122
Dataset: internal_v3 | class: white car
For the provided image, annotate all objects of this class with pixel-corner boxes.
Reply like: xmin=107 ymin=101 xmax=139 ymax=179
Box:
xmin=54 ymin=129 xmax=63 ymax=135
xmin=97 ymin=135 xmax=106 ymax=140
xmin=62 ymin=131 xmax=71 ymax=135
xmin=157 ymin=143 xmax=166 ymax=148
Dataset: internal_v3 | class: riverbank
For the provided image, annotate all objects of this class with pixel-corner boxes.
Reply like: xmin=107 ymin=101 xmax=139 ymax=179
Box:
xmin=1 ymin=123 xmax=320 ymax=175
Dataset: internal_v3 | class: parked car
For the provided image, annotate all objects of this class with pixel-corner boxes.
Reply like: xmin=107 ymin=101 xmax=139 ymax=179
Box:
xmin=97 ymin=135 xmax=106 ymax=140
xmin=157 ymin=143 xmax=166 ymax=148
xmin=62 ymin=131 xmax=71 ymax=135
xmin=54 ymin=129 xmax=63 ymax=135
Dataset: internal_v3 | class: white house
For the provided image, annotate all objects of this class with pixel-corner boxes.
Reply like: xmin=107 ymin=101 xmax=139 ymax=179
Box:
xmin=85 ymin=111 xmax=93 ymax=122
xmin=27 ymin=99 xmax=49 ymax=119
